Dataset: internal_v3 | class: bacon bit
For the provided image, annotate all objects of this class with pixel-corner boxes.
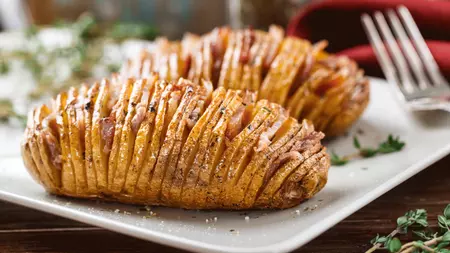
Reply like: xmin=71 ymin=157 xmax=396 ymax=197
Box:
xmin=291 ymin=132 xmax=325 ymax=153
xmin=255 ymin=112 xmax=288 ymax=152
xmin=263 ymin=151 xmax=302 ymax=185
xmin=131 ymin=106 xmax=146 ymax=134
xmin=43 ymin=130 xmax=62 ymax=170
xmin=43 ymin=113 xmax=59 ymax=136
xmin=226 ymin=104 xmax=245 ymax=140
xmin=100 ymin=117 xmax=115 ymax=154
xmin=240 ymin=28 xmax=255 ymax=64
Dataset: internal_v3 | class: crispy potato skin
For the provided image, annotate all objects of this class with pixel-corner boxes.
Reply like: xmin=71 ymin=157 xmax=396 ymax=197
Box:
xmin=22 ymin=77 xmax=329 ymax=209
xmin=123 ymin=26 xmax=369 ymax=137
xmin=19 ymin=24 xmax=376 ymax=209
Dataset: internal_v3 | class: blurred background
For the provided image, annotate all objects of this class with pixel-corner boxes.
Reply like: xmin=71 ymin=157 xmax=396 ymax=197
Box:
xmin=0 ymin=0 xmax=312 ymax=38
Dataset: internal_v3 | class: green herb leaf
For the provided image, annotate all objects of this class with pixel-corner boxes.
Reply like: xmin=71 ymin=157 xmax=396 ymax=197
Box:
xmin=73 ymin=13 xmax=96 ymax=38
xmin=388 ymin=237 xmax=402 ymax=252
xmin=444 ymin=204 xmax=450 ymax=219
xmin=437 ymin=241 xmax=450 ymax=250
xmin=397 ymin=216 xmax=408 ymax=228
xmin=0 ymin=99 xmax=26 ymax=126
xmin=107 ymin=64 xmax=120 ymax=73
xmin=442 ymin=231 xmax=450 ymax=242
xmin=378 ymin=135 xmax=405 ymax=154
xmin=360 ymin=148 xmax=378 ymax=158
xmin=108 ymin=22 xmax=158 ymax=41
xmin=25 ymin=25 xmax=38 ymax=39
xmin=330 ymin=151 xmax=348 ymax=166
xmin=353 ymin=136 xmax=361 ymax=149
xmin=439 ymin=215 xmax=448 ymax=230
xmin=0 ymin=60 xmax=9 ymax=75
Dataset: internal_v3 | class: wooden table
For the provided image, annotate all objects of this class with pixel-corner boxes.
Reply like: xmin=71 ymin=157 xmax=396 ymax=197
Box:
xmin=1 ymin=155 xmax=449 ymax=253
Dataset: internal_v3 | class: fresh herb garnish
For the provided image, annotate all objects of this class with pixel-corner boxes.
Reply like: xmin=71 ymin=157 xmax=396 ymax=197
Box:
xmin=331 ymin=134 xmax=405 ymax=166
xmin=0 ymin=12 xmax=157 ymax=124
xmin=0 ymin=60 xmax=9 ymax=75
xmin=367 ymin=204 xmax=450 ymax=253
xmin=0 ymin=99 xmax=26 ymax=126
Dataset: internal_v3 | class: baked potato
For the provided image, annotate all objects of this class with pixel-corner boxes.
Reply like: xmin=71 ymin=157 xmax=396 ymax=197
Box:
xmin=21 ymin=76 xmax=329 ymax=209
xmin=122 ymin=25 xmax=370 ymax=136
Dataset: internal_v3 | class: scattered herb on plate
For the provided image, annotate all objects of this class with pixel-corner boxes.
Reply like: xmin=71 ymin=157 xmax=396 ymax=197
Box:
xmin=366 ymin=204 xmax=450 ymax=253
xmin=331 ymin=135 xmax=405 ymax=166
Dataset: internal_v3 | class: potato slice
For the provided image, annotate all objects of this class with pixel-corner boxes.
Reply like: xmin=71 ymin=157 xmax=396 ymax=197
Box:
xmin=161 ymin=92 xmax=201 ymax=204
xmin=180 ymin=90 xmax=237 ymax=208
xmin=263 ymin=25 xmax=285 ymax=71
xmin=251 ymin=34 xmax=270 ymax=92
xmin=229 ymin=31 xmax=244 ymax=90
xmin=169 ymin=43 xmax=182 ymax=81
xmin=218 ymin=32 xmax=236 ymax=88
xmin=234 ymin=117 xmax=299 ymax=207
xmin=259 ymin=38 xmax=291 ymax=100
xmin=287 ymin=68 xmax=331 ymax=119
xmin=241 ymin=120 xmax=314 ymax=209
xmin=123 ymin=78 xmax=162 ymax=195
xmin=308 ymin=74 xmax=355 ymax=131
xmin=169 ymin=87 xmax=226 ymax=206
xmin=83 ymin=82 xmax=100 ymax=194
xmin=109 ymin=79 xmax=147 ymax=193
xmin=36 ymin=106 xmax=62 ymax=190
xmin=254 ymin=131 xmax=324 ymax=207
xmin=324 ymin=77 xmax=370 ymax=136
xmin=206 ymin=102 xmax=270 ymax=208
xmin=202 ymin=38 xmax=213 ymax=82
xmin=21 ymin=111 xmax=43 ymax=186
xmin=55 ymin=91 xmax=76 ymax=193
xmin=66 ymin=86 xmax=89 ymax=195
xmin=91 ymin=79 xmax=112 ymax=191
xmin=270 ymin=148 xmax=328 ymax=209
xmin=107 ymin=79 xmax=134 ymax=189
xmin=193 ymin=90 xmax=245 ymax=208
xmin=225 ymin=107 xmax=289 ymax=207
xmin=29 ymin=107 xmax=57 ymax=191
xmin=147 ymin=80 xmax=196 ymax=203
xmin=134 ymin=82 xmax=174 ymax=199
xmin=220 ymin=105 xmax=281 ymax=208
xmin=273 ymin=40 xmax=309 ymax=105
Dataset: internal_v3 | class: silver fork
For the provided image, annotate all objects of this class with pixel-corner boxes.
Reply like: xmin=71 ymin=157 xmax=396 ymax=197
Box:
xmin=361 ymin=6 xmax=450 ymax=112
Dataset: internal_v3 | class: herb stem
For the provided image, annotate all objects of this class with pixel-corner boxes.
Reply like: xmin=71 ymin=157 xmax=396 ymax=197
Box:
xmin=365 ymin=229 xmax=400 ymax=253
xmin=342 ymin=152 xmax=361 ymax=161
xmin=399 ymin=236 xmax=442 ymax=253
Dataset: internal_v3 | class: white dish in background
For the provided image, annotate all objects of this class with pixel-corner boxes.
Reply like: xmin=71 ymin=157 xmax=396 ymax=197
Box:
xmin=1 ymin=77 xmax=450 ymax=253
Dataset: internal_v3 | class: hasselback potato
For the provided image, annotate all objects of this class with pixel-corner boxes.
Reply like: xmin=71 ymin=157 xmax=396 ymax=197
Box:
xmin=122 ymin=25 xmax=370 ymax=136
xmin=21 ymin=75 xmax=329 ymax=209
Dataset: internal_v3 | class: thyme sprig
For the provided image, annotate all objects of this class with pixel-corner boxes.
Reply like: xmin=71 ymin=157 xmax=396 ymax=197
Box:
xmin=331 ymin=135 xmax=405 ymax=166
xmin=0 ymin=13 xmax=157 ymax=96
xmin=0 ymin=12 xmax=157 ymax=124
xmin=0 ymin=99 xmax=26 ymax=126
xmin=367 ymin=204 xmax=450 ymax=253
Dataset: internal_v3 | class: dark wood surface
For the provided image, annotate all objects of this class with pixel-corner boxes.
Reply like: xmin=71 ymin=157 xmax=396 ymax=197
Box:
xmin=1 ymin=155 xmax=449 ymax=253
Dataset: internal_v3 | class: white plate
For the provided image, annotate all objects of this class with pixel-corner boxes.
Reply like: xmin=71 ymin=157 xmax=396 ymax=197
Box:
xmin=1 ymin=77 xmax=450 ymax=253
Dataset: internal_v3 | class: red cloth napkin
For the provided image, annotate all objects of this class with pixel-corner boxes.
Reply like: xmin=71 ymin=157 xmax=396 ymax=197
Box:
xmin=287 ymin=0 xmax=450 ymax=79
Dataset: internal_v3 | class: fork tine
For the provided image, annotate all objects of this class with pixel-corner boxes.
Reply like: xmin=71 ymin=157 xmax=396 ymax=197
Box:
xmin=361 ymin=14 xmax=399 ymax=87
xmin=397 ymin=5 xmax=447 ymax=87
xmin=373 ymin=11 xmax=415 ymax=93
xmin=386 ymin=9 xmax=430 ymax=90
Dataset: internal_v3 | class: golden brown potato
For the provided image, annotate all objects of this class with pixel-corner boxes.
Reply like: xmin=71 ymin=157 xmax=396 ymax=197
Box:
xmin=22 ymin=76 xmax=329 ymax=209
xmin=121 ymin=26 xmax=369 ymax=137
